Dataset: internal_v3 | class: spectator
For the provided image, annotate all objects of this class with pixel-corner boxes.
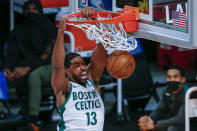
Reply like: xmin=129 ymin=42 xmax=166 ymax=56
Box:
xmin=3 ymin=0 xmax=57 ymax=129
xmin=138 ymin=65 xmax=189 ymax=131
xmin=28 ymin=64 xmax=52 ymax=125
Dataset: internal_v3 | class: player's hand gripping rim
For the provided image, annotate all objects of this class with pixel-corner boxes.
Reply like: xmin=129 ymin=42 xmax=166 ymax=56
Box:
xmin=59 ymin=15 xmax=69 ymax=32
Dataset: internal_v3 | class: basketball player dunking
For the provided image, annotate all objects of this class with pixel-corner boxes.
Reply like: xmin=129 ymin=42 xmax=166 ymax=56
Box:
xmin=51 ymin=8 xmax=107 ymax=131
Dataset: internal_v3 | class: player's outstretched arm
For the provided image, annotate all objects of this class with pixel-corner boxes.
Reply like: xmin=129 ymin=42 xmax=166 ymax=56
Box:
xmin=51 ymin=15 xmax=69 ymax=106
xmin=82 ymin=8 xmax=107 ymax=94
xmin=87 ymin=43 xmax=107 ymax=93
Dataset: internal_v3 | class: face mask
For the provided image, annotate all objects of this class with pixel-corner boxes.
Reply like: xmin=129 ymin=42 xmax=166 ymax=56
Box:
xmin=24 ymin=12 xmax=40 ymax=22
xmin=166 ymin=81 xmax=181 ymax=94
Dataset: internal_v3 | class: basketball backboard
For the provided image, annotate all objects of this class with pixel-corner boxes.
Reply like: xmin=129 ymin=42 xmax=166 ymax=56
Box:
xmin=112 ymin=0 xmax=197 ymax=49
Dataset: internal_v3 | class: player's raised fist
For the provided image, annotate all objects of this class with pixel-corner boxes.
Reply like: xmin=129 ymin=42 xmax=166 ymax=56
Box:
xmin=59 ymin=15 xmax=68 ymax=31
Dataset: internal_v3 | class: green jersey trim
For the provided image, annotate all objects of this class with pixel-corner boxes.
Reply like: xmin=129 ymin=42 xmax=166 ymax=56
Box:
xmin=57 ymin=112 xmax=66 ymax=131
xmin=57 ymin=83 xmax=73 ymax=131
xmin=58 ymin=83 xmax=73 ymax=112
xmin=87 ymin=78 xmax=96 ymax=89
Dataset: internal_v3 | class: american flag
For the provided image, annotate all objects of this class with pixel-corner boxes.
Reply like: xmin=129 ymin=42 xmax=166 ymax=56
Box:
xmin=172 ymin=11 xmax=187 ymax=28
xmin=81 ymin=0 xmax=88 ymax=6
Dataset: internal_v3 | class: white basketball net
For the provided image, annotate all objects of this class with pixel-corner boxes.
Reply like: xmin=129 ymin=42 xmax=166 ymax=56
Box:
xmin=67 ymin=17 xmax=138 ymax=51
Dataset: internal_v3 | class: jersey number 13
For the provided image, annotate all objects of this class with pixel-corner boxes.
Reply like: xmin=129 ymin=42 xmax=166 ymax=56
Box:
xmin=86 ymin=112 xmax=97 ymax=126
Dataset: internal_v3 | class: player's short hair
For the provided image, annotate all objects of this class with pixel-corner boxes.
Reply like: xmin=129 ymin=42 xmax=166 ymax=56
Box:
xmin=64 ymin=52 xmax=81 ymax=69
xmin=23 ymin=0 xmax=43 ymax=14
xmin=165 ymin=65 xmax=185 ymax=77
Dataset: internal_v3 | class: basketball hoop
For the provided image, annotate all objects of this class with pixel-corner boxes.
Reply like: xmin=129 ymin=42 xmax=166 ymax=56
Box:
xmin=66 ymin=6 xmax=139 ymax=51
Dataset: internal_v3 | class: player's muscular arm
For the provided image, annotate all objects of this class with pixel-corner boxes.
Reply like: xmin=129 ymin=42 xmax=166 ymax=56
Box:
xmin=83 ymin=8 xmax=107 ymax=93
xmin=88 ymin=43 xmax=107 ymax=90
xmin=51 ymin=15 xmax=69 ymax=106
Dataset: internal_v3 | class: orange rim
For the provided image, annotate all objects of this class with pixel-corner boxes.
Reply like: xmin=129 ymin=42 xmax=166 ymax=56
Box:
xmin=66 ymin=11 xmax=123 ymax=24
xmin=66 ymin=8 xmax=139 ymax=25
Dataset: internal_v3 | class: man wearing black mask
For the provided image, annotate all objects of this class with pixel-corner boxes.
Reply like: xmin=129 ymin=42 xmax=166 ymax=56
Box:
xmin=3 ymin=0 xmax=57 ymax=130
xmin=4 ymin=0 xmax=57 ymax=79
xmin=138 ymin=65 xmax=189 ymax=131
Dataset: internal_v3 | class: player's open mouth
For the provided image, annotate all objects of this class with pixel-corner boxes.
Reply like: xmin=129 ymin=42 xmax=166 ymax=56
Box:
xmin=81 ymin=71 xmax=87 ymax=80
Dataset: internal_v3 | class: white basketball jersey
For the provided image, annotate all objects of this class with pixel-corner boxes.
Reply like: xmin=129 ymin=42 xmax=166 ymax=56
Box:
xmin=57 ymin=78 xmax=105 ymax=131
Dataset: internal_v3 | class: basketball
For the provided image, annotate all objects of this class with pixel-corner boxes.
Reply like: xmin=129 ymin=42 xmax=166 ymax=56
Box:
xmin=106 ymin=50 xmax=135 ymax=79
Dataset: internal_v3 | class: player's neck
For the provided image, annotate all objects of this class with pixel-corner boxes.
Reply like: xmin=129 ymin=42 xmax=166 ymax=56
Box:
xmin=69 ymin=78 xmax=86 ymax=87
